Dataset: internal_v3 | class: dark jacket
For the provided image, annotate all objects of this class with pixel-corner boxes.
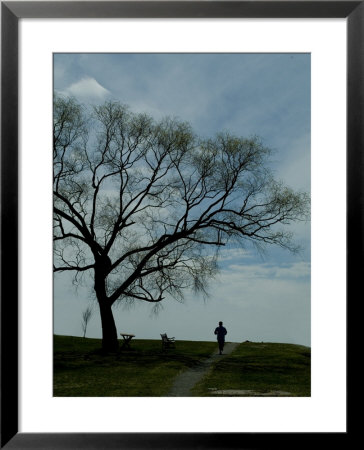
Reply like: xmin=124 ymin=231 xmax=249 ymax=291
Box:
xmin=214 ymin=326 xmax=227 ymax=341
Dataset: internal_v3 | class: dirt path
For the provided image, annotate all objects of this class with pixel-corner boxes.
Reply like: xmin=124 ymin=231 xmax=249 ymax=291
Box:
xmin=166 ymin=342 xmax=239 ymax=397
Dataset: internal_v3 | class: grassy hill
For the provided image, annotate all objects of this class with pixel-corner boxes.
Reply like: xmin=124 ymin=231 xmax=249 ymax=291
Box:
xmin=191 ymin=341 xmax=310 ymax=396
xmin=53 ymin=335 xmax=310 ymax=397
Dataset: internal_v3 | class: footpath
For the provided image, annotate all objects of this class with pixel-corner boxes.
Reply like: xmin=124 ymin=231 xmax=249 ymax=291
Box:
xmin=166 ymin=342 xmax=239 ymax=397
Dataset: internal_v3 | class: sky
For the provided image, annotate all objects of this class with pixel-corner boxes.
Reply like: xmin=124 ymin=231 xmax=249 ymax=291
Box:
xmin=53 ymin=53 xmax=311 ymax=347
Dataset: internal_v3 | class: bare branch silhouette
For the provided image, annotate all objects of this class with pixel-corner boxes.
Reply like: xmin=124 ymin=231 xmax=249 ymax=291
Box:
xmin=54 ymin=95 xmax=310 ymax=351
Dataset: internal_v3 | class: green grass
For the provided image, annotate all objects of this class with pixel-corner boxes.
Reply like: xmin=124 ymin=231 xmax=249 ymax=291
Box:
xmin=191 ymin=341 xmax=311 ymax=396
xmin=54 ymin=336 xmax=310 ymax=397
xmin=53 ymin=335 xmax=216 ymax=396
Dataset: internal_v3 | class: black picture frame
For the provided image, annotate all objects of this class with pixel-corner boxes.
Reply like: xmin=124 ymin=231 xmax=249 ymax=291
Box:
xmin=1 ymin=1 xmax=356 ymax=448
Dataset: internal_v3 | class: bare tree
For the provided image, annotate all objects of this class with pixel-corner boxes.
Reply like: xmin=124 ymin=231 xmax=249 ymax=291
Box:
xmin=53 ymin=95 xmax=310 ymax=352
xmin=81 ymin=305 xmax=93 ymax=338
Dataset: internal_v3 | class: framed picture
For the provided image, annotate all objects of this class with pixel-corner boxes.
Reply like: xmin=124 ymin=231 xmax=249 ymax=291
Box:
xmin=1 ymin=1 xmax=356 ymax=448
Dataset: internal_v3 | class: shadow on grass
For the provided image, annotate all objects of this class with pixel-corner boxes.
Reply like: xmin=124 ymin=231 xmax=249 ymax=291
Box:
xmin=53 ymin=335 xmax=217 ymax=396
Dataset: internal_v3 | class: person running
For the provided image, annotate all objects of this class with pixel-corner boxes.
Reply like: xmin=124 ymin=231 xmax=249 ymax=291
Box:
xmin=214 ymin=321 xmax=227 ymax=355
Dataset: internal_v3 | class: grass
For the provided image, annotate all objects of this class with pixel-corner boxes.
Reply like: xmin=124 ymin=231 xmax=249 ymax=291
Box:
xmin=53 ymin=335 xmax=216 ymax=396
xmin=191 ymin=341 xmax=311 ymax=396
xmin=54 ymin=336 xmax=310 ymax=397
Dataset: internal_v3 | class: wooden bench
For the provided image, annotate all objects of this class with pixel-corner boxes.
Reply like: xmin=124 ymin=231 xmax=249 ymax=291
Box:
xmin=160 ymin=333 xmax=175 ymax=351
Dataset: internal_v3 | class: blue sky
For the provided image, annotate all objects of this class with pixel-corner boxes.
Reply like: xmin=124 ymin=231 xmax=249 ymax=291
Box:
xmin=53 ymin=53 xmax=311 ymax=346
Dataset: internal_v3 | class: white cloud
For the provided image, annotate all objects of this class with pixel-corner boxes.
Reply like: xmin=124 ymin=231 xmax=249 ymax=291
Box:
xmin=227 ymin=261 xmax=311 ymax=280
xmin=217 ymin=247 xmax=252 ymax=262
xmin=61 ymin=77 xmax=110 ymax=102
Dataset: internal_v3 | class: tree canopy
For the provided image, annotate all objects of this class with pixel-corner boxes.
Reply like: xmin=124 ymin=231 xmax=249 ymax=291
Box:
xmin=53 ymin=95 xmax=310 ymax=350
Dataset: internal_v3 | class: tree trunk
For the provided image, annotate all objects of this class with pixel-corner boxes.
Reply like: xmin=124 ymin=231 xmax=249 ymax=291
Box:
xmin=99 ymin=299 xmax=119 ymax=353
xmin=94 ymin=259 xmax=119 ymax=353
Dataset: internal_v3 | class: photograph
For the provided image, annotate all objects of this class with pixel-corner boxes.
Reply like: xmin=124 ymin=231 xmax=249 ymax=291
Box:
xmin=53 ymin=52 xmax=311 ymax=398
xmin=2 ymin=0 xmax=355 ymax=446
